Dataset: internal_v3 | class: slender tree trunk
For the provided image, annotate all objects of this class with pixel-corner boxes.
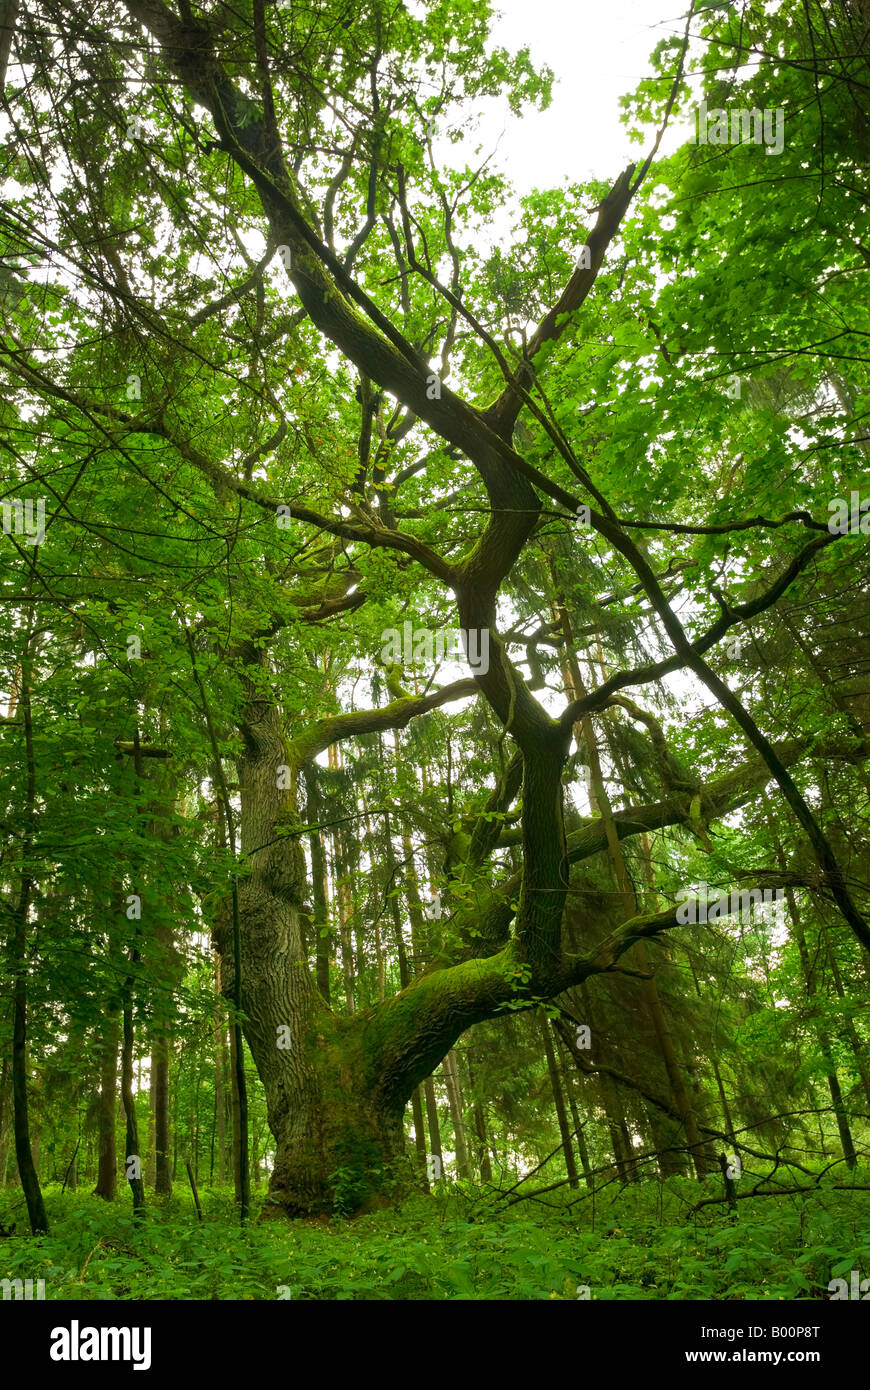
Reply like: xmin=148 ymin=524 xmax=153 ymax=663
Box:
xmin=187 ymin=634 xmax=250 ymax=1219
xmin=557 ymin=598 xmax=711 ymax=1178
xmin=229 ymin=1024 xmax=242 ymax=1203
xmin=64 ymin=1136 xmax=79 ymax=1192
xmin=0 ymin=1058 xmax=10 ymax=1189
xmin=398 ymin=795 xmax=429 ymax=973
xmin=9 ymin=651 xmax=48 ymax=1234
xmin=336 ymin=845 xmax=356 ymax=1013
xmin=152 ymin=1036 xmax=172 ymax=1195
xmin=12 ymin=1008 xmax=47 ymax=1232
xmin=328 ymin=746 xmax=356 ymax=1014
xmin=821 ymin=921 xmax=870 ymax=1111
xmin=171 ymin=1043 xmax=183 ymax=1183
xmin=711 ymin=1054 xmax=736 ymax=1146
xmin=214 ymin=956 xmax=228 ymax=1185
xmin=576 ymin=981 xmax=634 ymax=1180
xmin=442 ymin=1049 xmax=470 ymax=1179
xmin=555 ymin=1040 xmax=593 ymax=1186
xmin=791 ymin=909 xmax=857 ymax=1168
xmin=194 ymin=1062 xmax=203 ymax=1185
xmin=251 ymin=1113 xmax=260 ymax=1189
xmin=464 ymin=1050 xmax=494 ymax=1184
xmin=685 ymin=939 xmax=738 ymax=1146
xmin=766 ymin=805 xmax=857 ymax=1169
xmin=94 ymin=1010 xmax=120 ymax=1200
xmin=146 ymin=1065 xmax=157 ymax=1190
xmin=382 ymin=812 xmax=429 ymax=1190
xmin=121 ymin=949 xmax=145 ymax=1213
xmin=541 ymin=1018 xmax=579 ymax=1188
xmin=305 ymin=769 xmax=331 ymax=1004
xmin=423 ymin=1075 xmax=443 ymax=1178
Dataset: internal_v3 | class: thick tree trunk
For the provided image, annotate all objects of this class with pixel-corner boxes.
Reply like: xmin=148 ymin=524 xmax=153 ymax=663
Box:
xmin=212 ymin=649 xmax=407 ymax=1214
xmin=215 ymin=647 xmax=534 ymax=1214
xmin=206 ymin=622 xmax=596 ymax=1211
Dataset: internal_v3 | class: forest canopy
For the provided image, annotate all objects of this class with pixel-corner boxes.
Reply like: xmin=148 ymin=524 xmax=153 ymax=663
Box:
xmin=1 ymin=0 xmax=869 ymax=1306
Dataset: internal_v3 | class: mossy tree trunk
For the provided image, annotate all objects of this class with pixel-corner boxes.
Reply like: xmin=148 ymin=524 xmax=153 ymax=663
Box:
xmin=118 ymin=0 xmax=870 ymax=1217
xmin=202 ymin=630 xmax=844 ymax=1214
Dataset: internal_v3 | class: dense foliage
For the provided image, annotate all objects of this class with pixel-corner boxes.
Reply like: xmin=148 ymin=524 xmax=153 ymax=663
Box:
xmin=0 ymin=0 xmax=868 ymax=1299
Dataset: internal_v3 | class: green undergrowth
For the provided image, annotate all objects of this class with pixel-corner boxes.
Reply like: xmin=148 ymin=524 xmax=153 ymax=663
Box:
xmin=1 ymin=1173 xmax=868 ymax=1300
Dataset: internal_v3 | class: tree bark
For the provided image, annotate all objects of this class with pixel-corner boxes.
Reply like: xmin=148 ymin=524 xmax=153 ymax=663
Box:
xmin=557 ymin=600 xmax=712 ymax=1178
xmin=94 ymin=1010 xmax=120 ymax=1200
xmin=152 ymin=1036 xmax=172 ymax=1196
xmin=555 ymin=1038 xmax=593 ymax=1187
xmin=0 ymin=1058 xmax=10 ymax=1189
xmin=121 ymin=948 xmax=145 ymax=1213
xmin=765 ymin=802 xmax=857 ymax=1169
xmin=442 ymin=1049 xmax=470 ymax=1179
xmin=540 ymin=1018 xmax=579 ymax=1189
xmin=821 ymin=921 xmax=870 ymax=1111
xmin=229 ymin=1024 xmax=242 ymax=1203
xmin=423 ymin=1075 xmax=443 ymax=1180
xmin=9 ymin=650 xmax=48 ymax=1234
xmin=305 ymin=768 xmax=332 ymax=1004
xmin=463 ymin=1048 xmax=494 ymax=1184
xmin=214 ymin=955 xmax=228 ymax=1185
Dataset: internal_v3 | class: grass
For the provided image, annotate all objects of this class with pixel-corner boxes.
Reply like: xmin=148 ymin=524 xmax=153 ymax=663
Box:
xmin=1 ymin=1171 xmax=868 ymax=1300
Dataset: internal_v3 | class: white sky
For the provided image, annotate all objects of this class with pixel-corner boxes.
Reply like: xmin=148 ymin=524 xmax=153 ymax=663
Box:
xmin=465 ymin=0 xmax=691 ymax=193
xmin=389 ymin=2 xmax=704 ymax=729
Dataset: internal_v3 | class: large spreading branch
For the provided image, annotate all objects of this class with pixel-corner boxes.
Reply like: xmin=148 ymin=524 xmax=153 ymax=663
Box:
xmin=588 ymin=513 xmax=870 ymax=953
xmin=286 ymin=678 xmax=479 ymax=770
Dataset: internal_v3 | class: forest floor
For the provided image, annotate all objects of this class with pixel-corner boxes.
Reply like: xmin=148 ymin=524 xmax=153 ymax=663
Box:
xmin=1 ymin=1176 xmax=867 ymax=1300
